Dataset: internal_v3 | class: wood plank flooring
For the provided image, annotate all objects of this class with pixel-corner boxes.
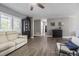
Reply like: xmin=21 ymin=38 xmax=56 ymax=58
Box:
xmin=8 ymin=36 xmax=64 ymax=56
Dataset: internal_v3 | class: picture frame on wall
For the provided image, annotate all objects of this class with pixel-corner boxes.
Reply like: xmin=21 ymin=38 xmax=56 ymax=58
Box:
xmin=58 ymin=22 xmax=64 ymax=26
xmin=50 ymin=22 xmax=55 ymax=26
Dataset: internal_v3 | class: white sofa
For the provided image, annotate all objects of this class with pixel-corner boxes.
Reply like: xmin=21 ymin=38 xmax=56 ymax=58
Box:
xmin=0 ymin=31 xmax=27 ymax=56
xmin=57 ymin=36 xmax=79 ymax=55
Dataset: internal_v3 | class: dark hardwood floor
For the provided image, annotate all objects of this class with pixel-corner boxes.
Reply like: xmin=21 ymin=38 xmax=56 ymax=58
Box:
xmin=8 ymin=36 xmax=64 ymax=56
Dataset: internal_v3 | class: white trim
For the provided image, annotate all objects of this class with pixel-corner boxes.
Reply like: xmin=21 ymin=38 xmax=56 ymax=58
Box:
xmin=34 ymin=34 xmax=41 ymax=36
xmin=62 ymin=36 xmax=72 ymax=39
xmin=47 ymin=35 xmax=72 ymax=38
xmin=31 ymin=36 xmax=34 ymax=38
xmin=46 ymin=35 xmax=52 ymax=37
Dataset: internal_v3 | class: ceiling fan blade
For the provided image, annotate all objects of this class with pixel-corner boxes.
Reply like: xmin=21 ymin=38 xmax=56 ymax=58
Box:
xmin=37 ymin=3 xmax=45 ymax=9
xmin=30 ymin=6 xmax=33 ymax=11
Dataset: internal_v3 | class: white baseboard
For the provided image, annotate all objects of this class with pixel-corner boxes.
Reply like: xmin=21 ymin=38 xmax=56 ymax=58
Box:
xmin=34 ymin=34 xmax=41 ymax=36
xmin=46 ymin=35 xmax=52 ymax=37
xmin=47 ymin=35 xmax=71 ymax=38
xmin=62 ymin=36 xmax=72 ymax=38
xmin=31 ymin=36 xmax=34 ymax=38
xmin=34 ymin=35 xmax=70 ymax=38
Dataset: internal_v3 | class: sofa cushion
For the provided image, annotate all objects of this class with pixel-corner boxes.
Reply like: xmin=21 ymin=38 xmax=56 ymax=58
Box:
xmin=0 ymin=42 xmax=15 ymax=52
xmin=13 ymin=38 xmax=25 ymax=45
xmin=6 ymin=31 xmax=18 ymax=41
xmin=0 ymin=32 xmax=8 ymax=44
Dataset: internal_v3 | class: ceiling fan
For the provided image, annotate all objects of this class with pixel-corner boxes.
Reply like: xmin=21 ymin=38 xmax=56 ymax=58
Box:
xmin=30 ymin=3 xmax=45 ymax=11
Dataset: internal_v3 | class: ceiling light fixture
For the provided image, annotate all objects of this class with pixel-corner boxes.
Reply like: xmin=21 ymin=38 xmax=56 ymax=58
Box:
xmin=30 ymin=3 xmax=45 ymax=11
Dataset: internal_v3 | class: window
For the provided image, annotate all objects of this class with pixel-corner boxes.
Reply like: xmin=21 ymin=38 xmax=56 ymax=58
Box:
xmin=0 ymin=12 xmax=12 ymax=31
xmin=0 ymin=12 xmax=21 ymax=33
xmin=13 ymin=16 xmax=21 ymax=33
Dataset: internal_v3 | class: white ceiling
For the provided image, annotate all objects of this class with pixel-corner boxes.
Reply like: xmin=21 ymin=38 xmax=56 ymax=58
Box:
xmin=2 ymin=3 xmax=79 ymax=19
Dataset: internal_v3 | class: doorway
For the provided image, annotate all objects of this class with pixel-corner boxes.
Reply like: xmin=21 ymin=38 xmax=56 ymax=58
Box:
xmin=41 ymin=19 xmax=47 ymax=36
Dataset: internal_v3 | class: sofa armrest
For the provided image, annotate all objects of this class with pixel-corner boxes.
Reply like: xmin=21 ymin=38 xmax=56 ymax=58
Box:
xmin=60 ymin=43 xmax=67 ymax=51
xmin=60 ymin=43 xmax=66 ymax=48
xmin=57 ymin=43 xmax=66 ymax=50
xmin=60 ymin=44 xmax=66 ymax=46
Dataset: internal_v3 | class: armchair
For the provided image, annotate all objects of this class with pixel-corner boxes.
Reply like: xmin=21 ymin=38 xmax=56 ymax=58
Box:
xmin=57 ymin=36 xmax=79 ymax=56
xmin=57 ymin=43 xmax=73 ymax=56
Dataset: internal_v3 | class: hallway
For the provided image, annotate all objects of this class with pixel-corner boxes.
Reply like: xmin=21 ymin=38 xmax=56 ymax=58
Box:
xmin=8 ymin=36 xmax=62 ymax=56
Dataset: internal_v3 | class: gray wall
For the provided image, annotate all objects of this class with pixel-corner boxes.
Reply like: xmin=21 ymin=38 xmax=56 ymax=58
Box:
xmin=34 ymin=20 xmax=41 ymax=36
xmin=47 ymin=16 xmax=79 ymax=37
